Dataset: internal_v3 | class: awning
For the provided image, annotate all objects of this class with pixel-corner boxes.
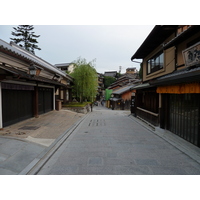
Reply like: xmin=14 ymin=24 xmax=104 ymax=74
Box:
xmin=157 ymin=83 xmax=200 ymax=94
xmin=132 ymin=83 xmax=152 ymax=90
xmin=112 ymin=85 xmax=134 ymax=95
xmin=150 ymin=66 xmax=200 ymax=86
xmin=109 ymin=97 xmax=122 ymax=102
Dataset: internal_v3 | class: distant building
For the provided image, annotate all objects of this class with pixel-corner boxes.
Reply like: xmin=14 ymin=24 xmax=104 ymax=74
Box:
xmin=106 ymin=67 xmax=141 ymax=110
xmin=96 ymin=73 xmax=104 ymax=101
xmin=104 ymin=71 xmax=117 ymax=78
xmin=108 ymin=73 xmax=140 ymax=90
xmin=110 ymin=85 xmax=136 ymax=110
xmin=126 ymin=67 xmax=137 ymax=74
xmin=55 ymin=63 xmax=75 ymax=74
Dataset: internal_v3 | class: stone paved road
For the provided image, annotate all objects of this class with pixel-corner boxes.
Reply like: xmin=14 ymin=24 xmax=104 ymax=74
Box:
xmin=38 ymin=106 xmax=200 ymax=175
xmin=0 ymin=110 xmax=84 ymax=175
xmin=0 ymin=137 xmax=45 ymax=174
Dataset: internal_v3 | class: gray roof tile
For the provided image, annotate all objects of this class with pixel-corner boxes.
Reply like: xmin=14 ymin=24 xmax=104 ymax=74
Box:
xmin=0 ymin=39 xmax=73 ymax=81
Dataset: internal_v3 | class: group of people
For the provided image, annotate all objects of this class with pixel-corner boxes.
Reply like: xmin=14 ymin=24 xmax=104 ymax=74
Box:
xmin=94 ymin=99 xmax=105 ymax=106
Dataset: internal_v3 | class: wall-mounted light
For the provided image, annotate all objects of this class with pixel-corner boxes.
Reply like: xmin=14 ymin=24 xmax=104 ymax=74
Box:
xmin=53 ymin=74 xmax=61 ymax=82
xmin=29 ymin=65 xmax=37 ymax=76
xmin=29 ymin=64 xmax=42 ymax=76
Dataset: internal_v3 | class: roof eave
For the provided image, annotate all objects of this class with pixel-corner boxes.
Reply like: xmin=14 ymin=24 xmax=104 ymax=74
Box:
xmin=163 ymin=25 xmax=200 ymax=50
xmin=0 ymin=39 xmax=74 ymax=81
xmin=131 ymin=25 xmax=178 ymax=60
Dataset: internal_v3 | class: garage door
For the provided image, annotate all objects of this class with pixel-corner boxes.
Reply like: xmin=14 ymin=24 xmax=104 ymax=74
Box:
xmin=38 ymin=87 xmax=53 ymax=114
xmin=2 ymin=86 xmax=34 ymax=127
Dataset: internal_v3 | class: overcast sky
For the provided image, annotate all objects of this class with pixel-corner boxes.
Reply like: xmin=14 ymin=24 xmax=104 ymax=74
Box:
xmin=0 ymin=0 xmax=193 ymax=75
xmin=0 ymin=25 xmax=154 ymax=74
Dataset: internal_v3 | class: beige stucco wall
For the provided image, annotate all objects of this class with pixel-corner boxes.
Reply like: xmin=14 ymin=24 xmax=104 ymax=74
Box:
xmin=143 ymin=28 xmax=200 ymax=81
xmin=142 ymin=33 xmax=176 ymax=82
xmin=143 ymin=46 xmax=175 ymax=82
xmin=142 ymin=31 xmax=200 ymax=81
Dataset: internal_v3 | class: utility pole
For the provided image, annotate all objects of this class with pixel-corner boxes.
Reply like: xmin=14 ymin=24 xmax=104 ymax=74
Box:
xmin=119 ymin=66 xmax=122 ymax=74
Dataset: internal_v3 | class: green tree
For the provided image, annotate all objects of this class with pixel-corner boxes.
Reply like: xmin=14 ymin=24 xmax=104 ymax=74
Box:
xmin=104 ymin=76 xmax=116 ymax=88
xmin=10 ymin=25 xmax=41 ymax=54
xmin=70 ymin=57 xmax=98 ymax=102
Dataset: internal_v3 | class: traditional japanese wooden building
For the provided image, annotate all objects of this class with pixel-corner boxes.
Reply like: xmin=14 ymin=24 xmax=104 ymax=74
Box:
xmin=108 ymin=73 xmax=140 ymax=90
xmin=0 ymin=39 xmax=73 ymax=128
xmin=131 ymin=25 xmax=200 ymax=147
xmin=110 ymin=85 xmax=136 ymax=110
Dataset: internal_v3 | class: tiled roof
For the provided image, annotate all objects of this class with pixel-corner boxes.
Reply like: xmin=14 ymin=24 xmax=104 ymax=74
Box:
xmin=131 ymin=25 xmax=178 ymax=60
xmin=0 ymin=39 xmax=73 ymax=81
xmin=104 ymin=71 xmax=117 ymax=77
xmin=112 ymin=85 xmax=134 ymax=95
xmin=150 ymin=66 xmax=200 ymax=86
xmin=55 ymin=63 xmax=72 ymax=67
xmin=0 ymin=65 xmax=69 ymax=87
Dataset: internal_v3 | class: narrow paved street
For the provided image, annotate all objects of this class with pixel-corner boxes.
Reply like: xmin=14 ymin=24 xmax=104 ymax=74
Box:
xmin=37 ymin=106 xmax=200 ymax=175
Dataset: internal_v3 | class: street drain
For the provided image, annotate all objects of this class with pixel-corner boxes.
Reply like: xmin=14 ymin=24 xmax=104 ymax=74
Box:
xmin=19 ymin=126 xmax=40 ymax=130
xmin=88 ymin=119 xmax=106 ymax=127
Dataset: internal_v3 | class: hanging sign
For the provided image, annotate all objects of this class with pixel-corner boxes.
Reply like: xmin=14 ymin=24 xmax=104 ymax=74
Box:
xmin=182 ymin=41 xmax=200 ymax=67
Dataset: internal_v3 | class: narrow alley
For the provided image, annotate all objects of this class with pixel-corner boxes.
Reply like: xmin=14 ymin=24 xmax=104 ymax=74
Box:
xmin=35 ymin=106 xmax=200 ymax=175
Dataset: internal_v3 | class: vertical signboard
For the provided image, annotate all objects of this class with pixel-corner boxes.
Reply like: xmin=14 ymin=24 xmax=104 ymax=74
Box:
xmin=183 ymin=42 xmax=200 ymax=67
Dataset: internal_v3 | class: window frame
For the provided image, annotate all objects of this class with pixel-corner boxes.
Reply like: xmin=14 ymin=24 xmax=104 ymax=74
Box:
xmin=147 ymin=52 xmax=164 ymax=75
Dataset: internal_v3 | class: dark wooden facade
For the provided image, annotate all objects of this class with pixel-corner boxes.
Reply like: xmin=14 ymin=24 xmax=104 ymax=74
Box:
xmin=135 ymin=87 xmax=159 ymax=126
xmin=164 ymin=94 xmax=200 ymax=147
xmin=0 ymin=39 xmax=73 ymax=128
xmin=38 ymin=87 xmax=53 ymax=114
xmin=2 ymin=85 xmax=34 ymax=127
xmin=131 ymin=25 xmax=200 ymax=148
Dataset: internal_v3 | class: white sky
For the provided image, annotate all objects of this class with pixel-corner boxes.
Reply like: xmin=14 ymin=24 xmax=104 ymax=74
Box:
xmin=0 ymin=25 xmax=154 ymax=74
xmin=0 ymin=1 xmax=194 ymax=75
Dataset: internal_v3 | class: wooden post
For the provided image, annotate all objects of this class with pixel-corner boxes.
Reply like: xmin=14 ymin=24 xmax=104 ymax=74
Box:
xmin=69 ymin=88 xmax=72 ymax=102
xmin=63 ymin=88 xmax=67 ymax=104
xmin=134 ymin=90 xmax=139 ymax=117
xmin=34 ymin=86 xmax=39 ymax=118
xmin=59 ymin=87 xmax=61 ymax=100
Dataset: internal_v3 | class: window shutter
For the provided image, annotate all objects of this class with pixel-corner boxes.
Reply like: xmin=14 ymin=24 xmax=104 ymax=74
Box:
xmin=164 ymin=46 xmax=176 ymax=69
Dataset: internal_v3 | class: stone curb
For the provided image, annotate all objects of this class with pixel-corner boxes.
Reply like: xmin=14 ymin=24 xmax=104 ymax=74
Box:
xmin=128 ymin=114 xmax=200 ymax=164
xmin=19 ymin=114 xmax=89 ymax=175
